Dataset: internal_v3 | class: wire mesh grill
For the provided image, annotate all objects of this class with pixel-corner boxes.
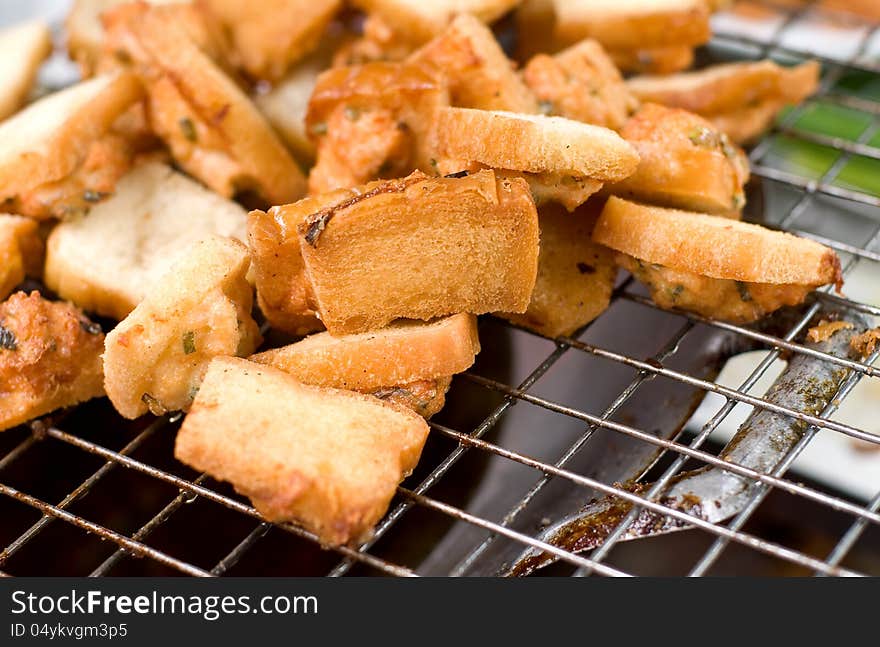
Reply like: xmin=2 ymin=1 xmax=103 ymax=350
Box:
xmin=3 ymin=0 xmax=880 ymax=577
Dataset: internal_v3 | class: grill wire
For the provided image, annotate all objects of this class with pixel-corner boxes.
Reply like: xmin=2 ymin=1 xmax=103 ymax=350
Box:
xmin=2 ymin=0 xmax=880 ymax=577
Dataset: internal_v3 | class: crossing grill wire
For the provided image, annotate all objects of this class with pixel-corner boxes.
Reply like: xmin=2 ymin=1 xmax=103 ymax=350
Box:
xmin=3 ymin=0 xmax=880 ymax=577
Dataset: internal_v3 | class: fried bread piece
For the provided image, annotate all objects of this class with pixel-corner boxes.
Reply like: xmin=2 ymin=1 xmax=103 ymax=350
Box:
xmin=197 ymin=0 xmax=342 ymax=81
xmin=500 ymin=202 xmax=617 ymax=338
xmin=523 ymin=39 xmax=638 ymax=130
xmin=331 ymin=14 xmax=414 ymax=68
xmin=593 ymin=197 xmax=842 ymax=322
xmin=298 ymin=170 xmax=539 ymax=335
xmin=351 ymin=0 xmax=520 ymax=44
xmin=608 ymin=45 xmax=694 ymax=75
xmin=104 ymin=1 xmax=306 ymax=205
xmin=627 ymin=60 xmax=821 ymax=143
xmin=430 ymin=108 xmax=639 ymax=209
xmin=66 ymin=0 xmax=191 ymax=76
xmin=0 ymin=292 xmax=105 ymax=432
xmin=0 ymin=216 xmax=43 ymax=300
xmin=174 ymin=356 xmax=430 ymax=545
xmin=306 ymin=61 xmax=448 ymax=193
xmin=553 ymin=0 xmax=711 ymax=51
xmin=369 ymin=376 xmax=452 ymax=419
xmin=0 ymin=72 xmax=143 ymax=220
xmin=248 ymin=196 xmax=332 ymax=336
xmin=103 ymin=236 xmax=261 ymax=419
xmin=251 ymin=313 xmax=479 ymax=391
xmin=609 ymin=104 xmax=749 ymax=217
xmin=408 ymin=14 xmax=538 ymax=113
xmin=45 ymin=161 xmax=248 ymax=321
xmin=0 ymin=21 xmax=52 ymax=121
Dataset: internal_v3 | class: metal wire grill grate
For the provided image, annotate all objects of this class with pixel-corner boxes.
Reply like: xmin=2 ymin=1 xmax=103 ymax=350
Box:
xmin=3 ymin=0 xmax=880 ymax=577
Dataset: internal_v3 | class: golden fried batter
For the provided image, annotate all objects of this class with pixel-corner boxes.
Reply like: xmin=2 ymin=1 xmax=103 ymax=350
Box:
xmin=306 ymin=61 xmax=448 ymax=194
xmin=0 ymin=291 xmax=105 ymax=431
xmin=617 ymin=254 xmax=813 ymax=324
xmin=523 ymin=39 xmax=638 ymax=130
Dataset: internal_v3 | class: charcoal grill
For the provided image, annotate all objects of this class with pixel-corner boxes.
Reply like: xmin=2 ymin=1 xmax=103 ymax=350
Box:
xmin=3 ymin=0 xmax=880 ymax=577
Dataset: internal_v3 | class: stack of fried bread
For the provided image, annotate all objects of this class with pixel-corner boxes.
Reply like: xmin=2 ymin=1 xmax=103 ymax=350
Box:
xmin=0 ymin=0 xmax=840 ymax=547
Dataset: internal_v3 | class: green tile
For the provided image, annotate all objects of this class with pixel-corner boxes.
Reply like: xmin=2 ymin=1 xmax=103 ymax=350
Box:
xmin=790 ymin=102 xmax=872 ymax=141
xmin=834 ymin=155 xmax=880 ymax=197
xmin=762 ymin=134 xmax=841 ymax=180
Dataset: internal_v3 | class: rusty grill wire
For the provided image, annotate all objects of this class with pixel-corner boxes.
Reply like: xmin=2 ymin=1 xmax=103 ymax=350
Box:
xmin=3 ymin=0 xmax=880 ymax=577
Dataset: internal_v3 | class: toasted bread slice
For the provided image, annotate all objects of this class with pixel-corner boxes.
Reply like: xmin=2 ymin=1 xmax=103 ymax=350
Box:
xmin=306 ymin=61 xmax=449 ymax=193
xmin=299 ymin=170 xmax=539 ymax=335
xmin=103 ymin=236 xmax=261 ymax=419
xmin=198 ymin=0 xmax=341 ymax=81
xmin=593 ymin=196 xmax=841 ymax=286
xmin=105 ymin=1 xmax=306 ymax=205
xmin=45 ymin=161 xmax=248 ymax=321
xmin=331 ymin=14 xmax=414 ymax=68
xmin=523 ymin=39 xmax=638 ymax=131
xmin=248 ymin=191 xmax=353 ymax=335
xmin=174 ymin=356 xmax=430 ymax=545
xmin=0 ymin=216 xmax=43 ymax=300
xmin=351 ymin=0 xmax=520 ymax=44
xmin=66 ymin=0 xmax=188 ymax=76
xmin=0 ymin=292 xmax=105 ymax=432
xmin=0 ymin=21 xmax=52 ymax=121
xmin=370 ymin=376 xmax=452 ymax=419
xmin=627 ymin=60 xmax=820 ymax=119
xmin=431 ymin=108 xmax=639 ymax=182
xmin=251 ymin=313 xmax=479 ymax=391
xmin=501 ymin=202 xmax=617 ymax=338
xmin=608 ymin=45 xmax=694 ymax=75
xmin=0 ymin=72 xmax=143 ymax=219
xmin=408 ymin=14 xmax=538 ymax=113
xmin=708 ymin=101 xmax=789 ymax=146
xmin=554 ymin=0 xmax=711 ymax=51
xmin=609 ymin=104 xmax=749 ymax=217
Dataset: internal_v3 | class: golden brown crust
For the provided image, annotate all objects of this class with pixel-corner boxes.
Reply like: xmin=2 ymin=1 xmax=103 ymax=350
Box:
xmin=331 ymin=14 xmax=414 ymax=68
xmin=351 ymin=0 xmax=521 ymax=45
xmin=609 ymin=103 xmax=749 ymax=216
xmin=554 ymin=0 xmax=712 ymax=51
xmin=105 ymin=1 xmax=306 ymax=205
xmin=807 ymin=320 xmax=854 ymax=344
xmin=299 ymin=170 xmax=540 ymax=335
xmin=197 ymin=0 xmax=342 ymax=81
xmin=0 ymin=291 xmax=105 ymax=431
xmin=306 ymin=61 xmax=448 ymax=193
xmin=608 ymin=45 xmax=694 ymax=75
xmin=522 ymin=39 xmax=638 ymax=130
xmin=627 ymin=60 xmax=820 ymax=118
xmin=408 ymin=13 xmax=539 ymax=113
xmin=431 ymin=108 xmax=640 ymax=182
xmin=250 ymin=313 xmax=479 ymax=391
xmin=593 ymin=196 xmax=841 ymax=287
xmin=103 ymin=236 xmax=261 ymax=419
xmin=0 ymin=216 xmax=43 ymax=301
xmin=501 ymin=202 xmax=617 ymax=338
xmin=617 ymin=253 xmax=815 ymax=323
xmin=851 ymin=328 xmax=880 ymax=358
xmin=174 ymin=356 xmax=430 ymax=546
xmin=370 ymin=375 xmax=452 ymax=419
xmin=0 ymin=72 xmax=144 ymax=220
